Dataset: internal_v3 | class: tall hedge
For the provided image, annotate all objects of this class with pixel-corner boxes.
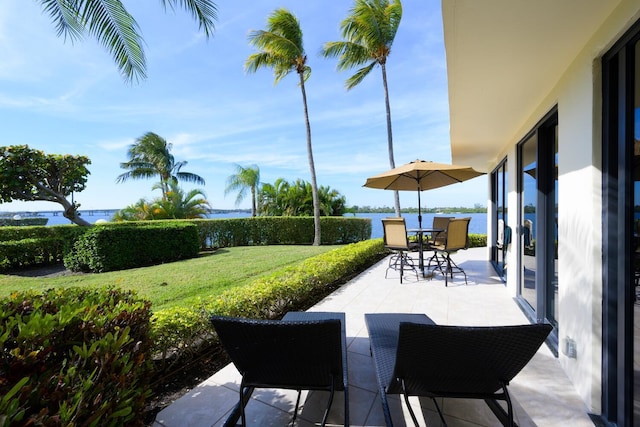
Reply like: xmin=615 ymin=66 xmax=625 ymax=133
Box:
xmin=64 ymin=223 xmax=200 ymax=273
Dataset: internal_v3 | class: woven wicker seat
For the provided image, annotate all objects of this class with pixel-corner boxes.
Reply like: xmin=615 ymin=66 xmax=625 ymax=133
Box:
xmin=365 ymin=313 xmax=552 ymax=427
xmin=210 ymin=313 xmax=348 ymax=426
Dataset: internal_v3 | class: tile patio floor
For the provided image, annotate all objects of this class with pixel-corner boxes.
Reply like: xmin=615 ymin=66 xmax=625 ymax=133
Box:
xmin=153 ymin=247 xmax=594 ymax=427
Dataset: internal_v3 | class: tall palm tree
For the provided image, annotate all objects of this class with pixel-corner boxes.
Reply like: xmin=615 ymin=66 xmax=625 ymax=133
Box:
xmin=321 ymin=0 xmax=403 ymax=216
xmin=39 ymin=0 xmax=217 ymax=83
xmin=245 ymin=8 xmax=322 ymax=246
xmin=116 ymin=132 xmax=205 ymax=200
xmin=225 ymin=164 xmax=261 ymax=216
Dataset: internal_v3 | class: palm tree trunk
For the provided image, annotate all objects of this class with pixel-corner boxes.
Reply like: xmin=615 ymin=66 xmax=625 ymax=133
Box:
xmin=299 ymin=73 xmax=321 ymax=246
xmin=251 ymin=185 xmax=257 ymax=217
xmin=381 ymin=63 xmax=401 ymax=216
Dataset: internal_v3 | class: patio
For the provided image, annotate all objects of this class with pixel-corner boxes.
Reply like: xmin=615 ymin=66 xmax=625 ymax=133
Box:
xmin=153 ymin=247 xmax=593 ymax=427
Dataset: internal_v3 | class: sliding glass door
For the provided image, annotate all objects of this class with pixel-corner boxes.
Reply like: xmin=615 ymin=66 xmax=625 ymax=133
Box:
xmin=491 ymin=159 xmax=508 ymax=281
xmin=517 ymin=108 xmax=559 ymax=336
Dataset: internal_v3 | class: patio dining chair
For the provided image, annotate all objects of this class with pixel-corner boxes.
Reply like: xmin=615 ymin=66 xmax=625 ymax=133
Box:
xmin=382 ymin=217 xmax=420 ymax=283
xmin=428 ymin=217 xmax=471 ymax=285
xmin=209 ymin=314 xmax=347 ymax=427
xmin=365 ymin=313 xmax=553 ymax=427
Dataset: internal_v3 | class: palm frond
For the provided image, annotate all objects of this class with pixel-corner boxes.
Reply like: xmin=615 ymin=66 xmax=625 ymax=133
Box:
xmin=160 ymin=0 xmax=217 ymax=37
xmin=345 ymin=62 xmax=376 ymax=90
xmin=40 ymin=0 xmax=84 ymax=41
xmin=71 ymin=0 xmax=146 ymax=82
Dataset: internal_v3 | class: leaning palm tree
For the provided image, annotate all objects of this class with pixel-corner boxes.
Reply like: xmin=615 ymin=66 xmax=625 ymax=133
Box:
xmin=321 ymin=0 xmax=403 ymax=216
xmin=245 ymin=8 xmax=322 ymax=246
xmin=39 ymin=0 xmax=217 ymax=83
xmin=116 ymin=132 xmax=205 ymax=200
xmin=225 ymin=164 xmax=261 ymax=216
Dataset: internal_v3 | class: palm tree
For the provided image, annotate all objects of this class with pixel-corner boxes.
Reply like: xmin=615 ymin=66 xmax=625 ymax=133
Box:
xmin=321 ymin=0 xmax=403 ymax=216
xmin=259 ymin=178 xmax=290 ymax=216
xmin=116 ymin=132 xmax=205 ymax=200
xmin=225 ymin=164 xmax=261 ymax=216
xmin=245 ymin=8 xmax=322 ymax=246
xmin=39 ymin=0 xmax=217 ymax=83
xmin=153 ymin=181 xmax=210 ymax=219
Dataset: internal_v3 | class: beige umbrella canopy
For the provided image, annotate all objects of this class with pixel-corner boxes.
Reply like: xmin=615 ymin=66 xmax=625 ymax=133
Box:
xmin=364 ymin=159 xmax=485 ymax=228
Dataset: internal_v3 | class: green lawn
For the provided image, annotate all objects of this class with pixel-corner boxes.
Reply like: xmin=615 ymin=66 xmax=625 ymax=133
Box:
xmin=0 ymin=245 xmax=338 ymax=311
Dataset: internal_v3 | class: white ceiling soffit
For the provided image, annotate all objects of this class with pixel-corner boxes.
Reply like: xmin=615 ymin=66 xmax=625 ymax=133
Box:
xmin=442 ymin=0 xmax=621 ymax=170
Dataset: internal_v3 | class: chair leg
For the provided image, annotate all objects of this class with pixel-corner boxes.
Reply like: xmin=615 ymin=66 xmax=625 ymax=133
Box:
xmin=320 ymin=378 xmax=336 ymax=427
xmin=401 ymin=378 xmax=422 ymax=427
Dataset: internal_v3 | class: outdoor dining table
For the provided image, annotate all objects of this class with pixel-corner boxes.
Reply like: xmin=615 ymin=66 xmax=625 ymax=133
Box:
xmin=407 ymin=228 xmax=444 ymax=278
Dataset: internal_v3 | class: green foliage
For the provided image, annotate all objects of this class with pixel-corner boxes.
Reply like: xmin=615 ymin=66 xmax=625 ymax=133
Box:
xmin=0 ymin=226 xmax=88 ymax=271
xmin=259 ymin=178 xmax=347 ymax=216
xmin=0 ymin=218 xmax=48 ymax=227
xmin=116 ymin=132 xmax=205 ymax=200
xmin=0 ymin=238 xmax=67 ymax=270
xmin=0 ymin=287 xmax=153 ymax=426
xmin=150 ymin=239 xmax=386 ymax=366
xmin=64 ymin=223 xmax=200 ymax=272
xmin=193 ymin=216 xmax=371 ymax=247
xmin=0 ymin=145 xmax=91 ymax=225
xmin=468 ymin=233 xmax=487 ymax=248
xmin=115 ymin=181 xmax=210 ymax=221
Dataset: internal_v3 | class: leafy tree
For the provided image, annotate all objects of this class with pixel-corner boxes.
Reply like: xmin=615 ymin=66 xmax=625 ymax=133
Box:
xmin=225 ymin=164 xmax=261 ymax=216
xmin=0 ymin=145 xmax=91 ymax=226
xmin=116 ymin=132 xmax=205 ymax=200
xmin=39 ymin=0 xmax=217 ymax=82
xmin=245 ymin=8 xmax=322 ymax=245
xmin=321 ymin=0 xmax=403 ymax=216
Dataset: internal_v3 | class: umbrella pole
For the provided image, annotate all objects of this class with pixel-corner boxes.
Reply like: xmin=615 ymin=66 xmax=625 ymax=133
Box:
xmin=417 ymin=190 xmax=424 ymax=277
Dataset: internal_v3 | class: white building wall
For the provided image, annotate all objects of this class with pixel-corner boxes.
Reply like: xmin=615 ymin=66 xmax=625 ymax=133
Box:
xmin=491 ymin=1 xmax=640 ymax=411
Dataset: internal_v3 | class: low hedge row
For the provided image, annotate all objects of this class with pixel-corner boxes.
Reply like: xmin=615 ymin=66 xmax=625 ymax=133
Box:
xmin=0 ymin=218 xmax=48 ymax=227
xmin=0 ymin=217 xmax=372 ymax=271
xmin=193 ymin=216 xmax=371 ymax=248
xmin=0 ymin=238 xmax=69 ymax=270
xmin=64 ymin=223 xmax=201 ymax=273
xmin=0 ymin=287 xmax=153 ymax=426
xmin=150 ymin=238 xmax=386 ymax=368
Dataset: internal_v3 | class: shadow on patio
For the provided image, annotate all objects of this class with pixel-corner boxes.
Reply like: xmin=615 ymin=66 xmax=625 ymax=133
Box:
xmin=153 ymin=247 xmax=592 ymax=427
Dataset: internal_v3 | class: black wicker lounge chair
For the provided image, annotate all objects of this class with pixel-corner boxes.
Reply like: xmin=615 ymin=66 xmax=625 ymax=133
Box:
xmin=365 ymin=313 xmax=552 ymax=427
xmin=210 ymin=312 xmax=348 ymax=427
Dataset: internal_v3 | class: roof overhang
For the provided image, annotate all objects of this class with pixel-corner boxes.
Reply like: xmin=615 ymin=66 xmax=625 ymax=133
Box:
xmin=442 ymin=0 xmax=621 ymax=170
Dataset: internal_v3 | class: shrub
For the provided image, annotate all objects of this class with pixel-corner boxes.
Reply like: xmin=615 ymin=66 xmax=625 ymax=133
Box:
xmin=64 ymin=223 xmax=200 ymax=273
xmin=150 ymin=238 xmax=386 ymax=368
xmin=468 ymin=233 xmax=487 ymax=248
xmin=0 ymin=237 xmax=68 ymax=270
xmin=0 ymin=287 xmax=153 ymax=426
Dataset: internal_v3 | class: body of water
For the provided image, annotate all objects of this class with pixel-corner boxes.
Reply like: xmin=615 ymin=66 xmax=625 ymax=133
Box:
xmin=353 ymin=212 xmax=487 ymax=239
xmin=7 ymin=210 xmax=488 ymax=239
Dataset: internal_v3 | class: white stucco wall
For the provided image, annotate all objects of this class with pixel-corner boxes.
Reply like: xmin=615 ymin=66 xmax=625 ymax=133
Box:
xmin=487 ymin=1 xmax=640 ymax=412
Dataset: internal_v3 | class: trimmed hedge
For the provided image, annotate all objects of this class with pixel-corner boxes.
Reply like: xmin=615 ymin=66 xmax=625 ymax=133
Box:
xmin=0 ymin=218 xmax=372 ymax=271
xmin=192 ymin=216 xmax=371 ymax=248
xmin=0 ymin=237 xmax=68 ymax=270
xmin=64 ymin=223 xmax=200 ymax=273
xmin=0 ymin=218 xmax=48 ymax=226
xmin=0 ymin=287 xmax=153 ymax=426
xmin=150 ymin=238 xmax=386 ymax=367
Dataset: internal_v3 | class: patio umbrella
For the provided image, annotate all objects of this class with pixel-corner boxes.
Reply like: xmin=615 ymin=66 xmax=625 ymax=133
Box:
xmin=363 ymin=159 xmax=485 ymax=228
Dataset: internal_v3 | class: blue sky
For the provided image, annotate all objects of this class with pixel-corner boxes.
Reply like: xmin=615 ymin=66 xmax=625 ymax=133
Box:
xmin=0 ymin=0 xmax=487 ymax=212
